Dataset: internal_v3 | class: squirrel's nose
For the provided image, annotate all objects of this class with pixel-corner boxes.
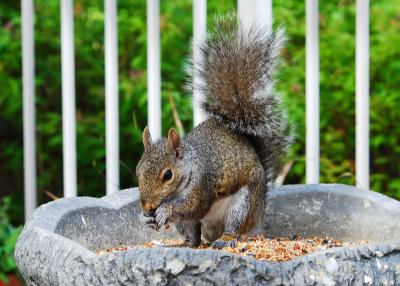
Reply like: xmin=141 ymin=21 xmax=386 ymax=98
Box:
xmin=140 ymin=199 xmax=148 ymax=210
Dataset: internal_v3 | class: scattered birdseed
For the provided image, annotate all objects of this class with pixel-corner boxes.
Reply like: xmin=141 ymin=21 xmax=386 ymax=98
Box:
xmin=95 ymin=234 xmax=368 ymax=262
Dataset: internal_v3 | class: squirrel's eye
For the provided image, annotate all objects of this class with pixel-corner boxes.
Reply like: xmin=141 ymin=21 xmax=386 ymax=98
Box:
xmin=162 ymin=169 xmax=173 ymax=181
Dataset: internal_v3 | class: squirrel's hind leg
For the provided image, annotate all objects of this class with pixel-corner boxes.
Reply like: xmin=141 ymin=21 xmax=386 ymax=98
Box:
xmin=174 ymin=221 xmax=202 ymax=247
xmin=211 ymin=166 xmax=266 ymax=249
xmin=209 ymin=186 xmax=250 ymax=249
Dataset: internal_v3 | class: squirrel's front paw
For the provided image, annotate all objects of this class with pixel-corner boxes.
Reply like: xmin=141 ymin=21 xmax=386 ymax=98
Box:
xmin=155 ymin=205 xmax=172 ymax=229
xmin=141 ymin=211 xmax=158 ymax=230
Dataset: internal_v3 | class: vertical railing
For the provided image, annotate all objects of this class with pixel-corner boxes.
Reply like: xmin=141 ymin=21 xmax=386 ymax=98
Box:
xmin=105 ymin=0 xmax=120 ymax=194
xmin=192 ymin=0 xmax=207 ymax=126
xmin=356 ymin=0 xmax=370 ymax=190
xmin=238 ymin=0 xmax=272 ymax=33
xmin=305 ymin=0 xmax=320 ymax=184
xmin=147 ymin=0 xmax=161 ymax=140
xmin=61 ymin=0 xmax=77 ymax=198
xmin=21 ymin=0 xmax=37 ymax=221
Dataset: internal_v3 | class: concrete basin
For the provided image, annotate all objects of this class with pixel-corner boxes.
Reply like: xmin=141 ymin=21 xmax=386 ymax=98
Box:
xmin=14 ymin=184 xmax=400 ymax=285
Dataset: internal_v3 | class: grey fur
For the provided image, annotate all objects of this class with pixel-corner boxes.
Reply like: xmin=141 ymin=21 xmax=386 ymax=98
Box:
xmin=136 ymin=13 xmax=290 ymax=249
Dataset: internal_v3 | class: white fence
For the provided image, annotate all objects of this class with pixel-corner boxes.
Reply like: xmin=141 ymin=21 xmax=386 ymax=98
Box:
xmin=61 ymin=0 xmax=77 ymax=198
xmin=21 ymin=0 xmax=370 ymax=220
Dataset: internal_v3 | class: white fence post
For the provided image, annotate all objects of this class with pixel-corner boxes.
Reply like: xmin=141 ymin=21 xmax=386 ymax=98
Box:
xmin=105 ymin=0 xmax=120 ymax=194
xmin=21 ymin=0 xmax=37 ymax=220
xmin=237 ymin=0 xmax=273 ymax=33
xmin=192 ymin=0 xmax=207 ymax=126
xmin=61 ymin=0 xmax=77 ymax=197
xmin=356 ymin=0 xmax=370 ymax=190
xmin=306 ymin=0 xmax=320 ymax=184
xmin=147 ymin=0 xmax=161 ymax=139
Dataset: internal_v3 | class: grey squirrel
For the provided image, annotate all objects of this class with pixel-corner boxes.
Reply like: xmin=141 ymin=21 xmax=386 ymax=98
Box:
xmin=136 ymin=13 xmax=292 ymax=248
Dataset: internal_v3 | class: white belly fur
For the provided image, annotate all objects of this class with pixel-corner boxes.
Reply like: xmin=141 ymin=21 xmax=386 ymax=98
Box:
xmin=201 ymin=195 xmax=233 ymax=224
xmin=201 ymin=186 xmax=249 ymax=225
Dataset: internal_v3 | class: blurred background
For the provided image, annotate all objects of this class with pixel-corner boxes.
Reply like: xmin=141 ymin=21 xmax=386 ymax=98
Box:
xmin=0 ymin=0 xmax=399 ymax=283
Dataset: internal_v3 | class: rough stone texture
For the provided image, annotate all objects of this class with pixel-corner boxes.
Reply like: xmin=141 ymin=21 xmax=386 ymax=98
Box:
xmin=14 ymin=184 xmax=400 ymax=285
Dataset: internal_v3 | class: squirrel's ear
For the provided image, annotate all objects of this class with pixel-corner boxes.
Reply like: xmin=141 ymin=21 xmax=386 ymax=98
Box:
xmin=168 ymin=128 xmax=183 ymax=159
xmin=142 ymin=126 xmax=153 ymax=149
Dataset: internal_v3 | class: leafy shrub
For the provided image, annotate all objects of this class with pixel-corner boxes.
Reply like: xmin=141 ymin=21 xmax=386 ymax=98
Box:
xmin=274 ymin=0 xmax=400 ymax=198
xmin=0 ymin=197 xmax=22 ymax=283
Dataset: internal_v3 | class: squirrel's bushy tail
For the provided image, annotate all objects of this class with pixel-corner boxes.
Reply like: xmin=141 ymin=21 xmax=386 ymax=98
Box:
xmin=187 ymin=13 xmax=293 ymax=183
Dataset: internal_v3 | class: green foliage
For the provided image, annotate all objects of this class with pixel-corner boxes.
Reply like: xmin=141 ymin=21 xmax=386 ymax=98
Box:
xmin=273 ymin=0 xmax=400 ymax=198
xmin=0 ymin=0 xmax=400 ymax=231
xmin=0 ymin=197 xmax=22 ymax=283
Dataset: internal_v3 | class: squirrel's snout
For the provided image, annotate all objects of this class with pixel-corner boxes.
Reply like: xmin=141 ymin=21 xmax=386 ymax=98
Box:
xmin=140 ymin=199 xmax=158 ymax=212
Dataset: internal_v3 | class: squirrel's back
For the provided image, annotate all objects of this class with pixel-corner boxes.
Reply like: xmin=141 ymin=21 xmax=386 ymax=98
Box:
xmin=187 ymin=13 xmax=292 ymax=183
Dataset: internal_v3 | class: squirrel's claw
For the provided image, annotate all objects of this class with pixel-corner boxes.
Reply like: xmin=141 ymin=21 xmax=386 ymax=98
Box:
xmin=211 ymin=234 xmax=238 ymax=249
xmin=211 ymin=238 xmax=237 ymax=249
xmin=155 ymin=205 xmax=172 ymax=229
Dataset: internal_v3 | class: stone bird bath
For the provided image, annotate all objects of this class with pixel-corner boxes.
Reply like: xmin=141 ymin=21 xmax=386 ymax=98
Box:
xmin=14 ymin=184 xmax=400 ymax=285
